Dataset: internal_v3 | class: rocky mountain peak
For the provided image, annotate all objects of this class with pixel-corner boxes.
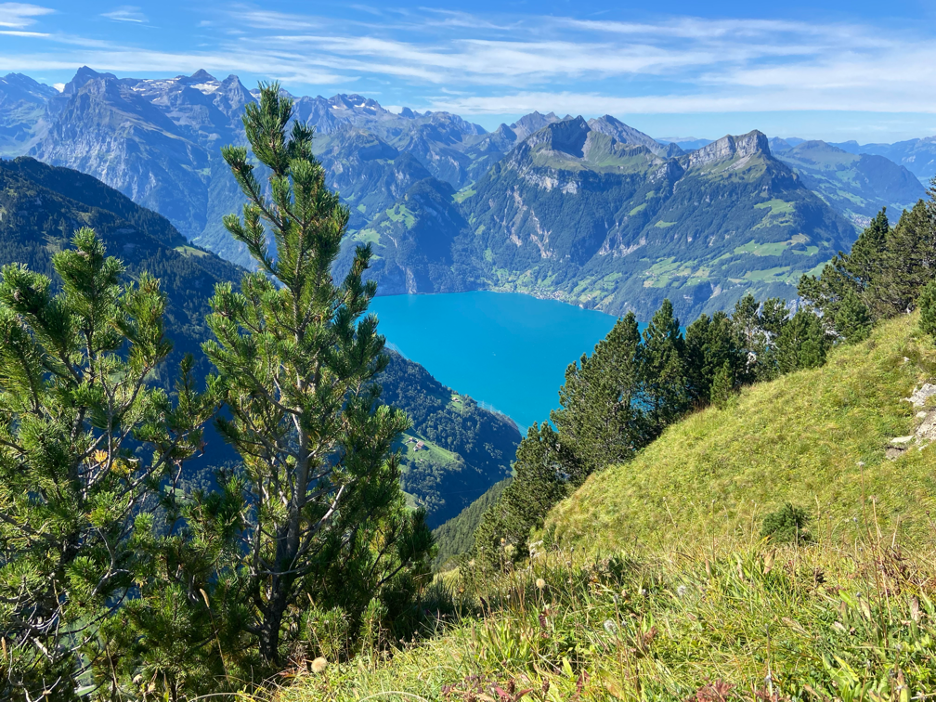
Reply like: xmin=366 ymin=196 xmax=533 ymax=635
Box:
xmin=188 ymin=69 xmax=217 ymax=83
xmin=587 ymin=115 xmax=661 ymax=152
xmin=525 ymin=116 xmax=590 ymax=157
xmin=511 ymin=111 xmax=562 ymax=140
xmin=63 ymin=66 xmax=117 ymax=95
xmin=0 ymin=73 xmax=57 ymax=102
xmin=685 ymin=130 xmax=770 ymax=169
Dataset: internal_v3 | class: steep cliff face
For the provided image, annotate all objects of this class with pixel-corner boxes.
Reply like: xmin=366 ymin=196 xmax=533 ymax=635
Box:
xmin=5 ymin=68 xmax=928 ymax=321
xmin=0 ymin=73 xmax=57 ymax=155
xmin=685 ymin=130 xmax=770 ymax=169
xmin=449 ymin=123 xmax=854 ymax=319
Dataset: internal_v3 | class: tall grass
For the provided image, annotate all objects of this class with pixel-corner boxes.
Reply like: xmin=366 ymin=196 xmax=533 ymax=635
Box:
xmin=271 ymin=522 xmax=936 ymax=701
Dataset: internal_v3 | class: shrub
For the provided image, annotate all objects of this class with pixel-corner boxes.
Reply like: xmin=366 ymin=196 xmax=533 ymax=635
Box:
xmin=760 ymin=503 xmax=814 ymax=545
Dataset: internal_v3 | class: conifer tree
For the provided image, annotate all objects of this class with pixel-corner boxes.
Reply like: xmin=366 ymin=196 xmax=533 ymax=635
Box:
xmin=875 ymin=196 xmax=936 ymax=316
xmin=776 ymin=310 xmax=829 ymax=374
xmin=469 ymin=422 xmax=582 ymax=574
xmin=641 ymin=299 xmax=689 ymax=434
xmin=0 ymin=230 xmax=211 ymax=697
xmin=204 ymin=83 xmax=430 ymax=663
xmin=799 ymin=208 xmax=888 ymax=334
xmin=552 ymin=313 xmax=646 ymax=472
xmin=835 ymin=290 xmax=874 ymax=343
xmin=919 ymin=278 xmax=936 ymax=342
xmin=685 ymin=311 xmax=745 ymax=404
xmin=709 ymin=361 xmax=735 ymax=409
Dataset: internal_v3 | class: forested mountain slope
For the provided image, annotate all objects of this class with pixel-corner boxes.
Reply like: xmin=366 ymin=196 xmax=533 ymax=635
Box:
xmin=0 ymin=156 xmax=520 ymax=526
xmin=771 ymin=138 xmax=925 ymax=224
xmin=832 ymin=136 xmax=936 ymax=185
xmin=546 ymin=313 xmax=936 ymax=551
xmin=459 ymin=123 xmax=855 ymax=319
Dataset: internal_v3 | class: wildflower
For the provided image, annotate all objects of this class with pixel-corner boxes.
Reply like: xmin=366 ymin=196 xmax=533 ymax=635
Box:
xmin=676 ymin=585 xmax=688 ymax=598
xmin=603 ymin=619 xmax=618 ymax=636
xmin=535 ymin=578 xmax=546 ymax=590
xmin=311 ymin=657 xmax=328 ymax=674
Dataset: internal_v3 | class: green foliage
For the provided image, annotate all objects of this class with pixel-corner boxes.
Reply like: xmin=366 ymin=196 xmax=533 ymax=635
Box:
xmin=875 ymin=197 xmax=936 ymax=315
xmin=709 ymin=361 xmax=735 ymax=409
xmin=641 ymin=299 xmax=690 ymax=433
xmin=203 ymin=83 xmax=433 ymax=664
xmin=801 ymin=188 xmax=936 ymax=339
xmin=836 ymin=289 xmax=874 ymax=343
xmin=280 ymin=540 xmax=936 ymax=702
xmin=776 ymin=309 xmax=831 ymax=374
xmin=0 ymin=230 xmax=213 ymax=698
xmin=469 ymin=423 xmax=583 ymax=577
xmin=685 ymin=311 xmax=745 ymax=404
xmin=553 ymin=313 xmax=646 ymax=472
xmin=919 ymin=278 xmax=936 ymax=342
xmin=760 ymin=503 xmax=814 ymax=545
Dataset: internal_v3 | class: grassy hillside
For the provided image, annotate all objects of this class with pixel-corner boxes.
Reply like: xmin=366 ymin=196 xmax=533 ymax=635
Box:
xmin=546 ymin=313 xmax=936 ymax=553
xmin=270 ymin=314 xmax=936 ymax=702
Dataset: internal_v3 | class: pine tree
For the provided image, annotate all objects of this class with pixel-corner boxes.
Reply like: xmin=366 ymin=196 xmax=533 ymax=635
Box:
xmin=469 ymin=422 xmax=582 ymax=575
xmin=685 ymin=311 xmax=745 ymax=404
xmin=799 ymin=208 xmax=889 ymax=333
xmin=875 ymin=197 xmax=936 ymax=316
xmin=709 ymin=361 xmax=735 ymax=409
xmin=204 ymin=83 xmax=431 ymax=663
xmin=642 ymin=299 xmax=689 ymax=433
xmin=776 ymin=310 xmax=829 ymax=374
xmin=919 ymin=278 xmax=936 ymax=342
xmin=552 ymin=313 xmax=646 ymax=472
xmin=0 ymin=230 xmax=211 ymax=697
xmin=835 ymin=290 xmax=873 ymax=343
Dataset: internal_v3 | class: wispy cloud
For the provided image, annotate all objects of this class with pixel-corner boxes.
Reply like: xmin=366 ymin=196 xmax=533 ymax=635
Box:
xmin=101 ymin=6 xmax=147 ymax=24
xmin=0 ymin=29 xmax=47 ymax=36
xmin=0 ymin=2 xmax=52 ymax=28
xmin=2 ymin=7 xmax=935 ymax=120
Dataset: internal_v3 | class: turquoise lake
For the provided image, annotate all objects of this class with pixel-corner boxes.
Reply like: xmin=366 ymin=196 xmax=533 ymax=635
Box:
xmin=369 ymin=292 xmax=623 ymax=432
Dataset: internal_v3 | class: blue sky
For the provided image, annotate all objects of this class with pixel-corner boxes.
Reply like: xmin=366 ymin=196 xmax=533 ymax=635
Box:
xmin=2 ymin=0 xmax=935 ymax=142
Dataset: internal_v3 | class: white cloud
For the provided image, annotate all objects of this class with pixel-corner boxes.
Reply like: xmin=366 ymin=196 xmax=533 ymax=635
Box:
xmin=0 ymin=2 xmax=52 ymax=28
xmin=0 ymin=29 xmax=46 ymax=36
xmin=101 ymin=6 xmax=147 ymax=24
xmin=52 ymin=81 xmax=63 ymax=91
xmin=424 ymin=88 xmax=936 ymax=117
xmin=2 ymin=8 xmax=936 ymax=120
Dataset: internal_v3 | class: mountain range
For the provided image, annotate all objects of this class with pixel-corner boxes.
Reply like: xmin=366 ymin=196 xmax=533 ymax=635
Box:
xmin=1 ymin=68 xmax=932 ymax=319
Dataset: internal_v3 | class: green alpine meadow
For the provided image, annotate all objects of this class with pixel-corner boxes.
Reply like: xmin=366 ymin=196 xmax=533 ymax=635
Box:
xmin=2 ymin=2 xmax=936 ymax=696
